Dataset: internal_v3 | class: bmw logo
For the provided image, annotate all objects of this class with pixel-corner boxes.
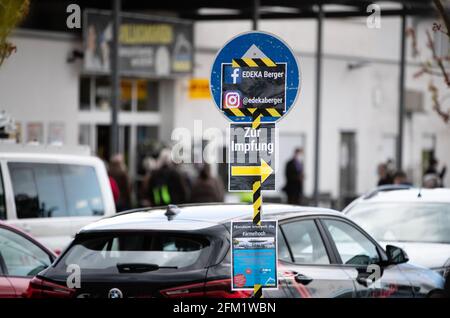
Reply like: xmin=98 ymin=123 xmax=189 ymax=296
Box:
xmin=108 ymin=288 xmax=123 ymax=299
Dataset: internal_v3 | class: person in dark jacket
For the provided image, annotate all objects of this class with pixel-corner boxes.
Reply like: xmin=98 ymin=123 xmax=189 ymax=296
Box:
xmin=191 ymin=164 xmax=224 ymax=203
xmin=283 ymin=148 xmax=304 ymax=205
xmin=377 ymin=163 xmax=393 ymax=186
xmin=147 ymin=149 xmax=189 ymax=206
xmin=392 ymin=170 xmax=411 ymax=186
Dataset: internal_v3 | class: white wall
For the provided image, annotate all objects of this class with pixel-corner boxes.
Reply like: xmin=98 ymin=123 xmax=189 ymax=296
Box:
xmin=0 ymin=31 xmax=80 ymax=146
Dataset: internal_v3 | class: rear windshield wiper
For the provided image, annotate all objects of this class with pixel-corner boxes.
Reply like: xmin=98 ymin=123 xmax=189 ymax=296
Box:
xmin=117 ymin=263 xmax=178 ymax=273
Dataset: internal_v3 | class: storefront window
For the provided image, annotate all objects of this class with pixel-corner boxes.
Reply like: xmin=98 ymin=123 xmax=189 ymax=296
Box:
xmin=120 ymin=79 xmax=133 ymax=111
xmin=79 ymin=124 xmax=91 ymax=147
xmin=136 ymin=126 xmax=159 ymax=176
xmin=137 ymin=80 xmax=159 ymax=111
xmin=79 ymin=77 xmax=91 ymax=110
xmin=80 ymin=77 xmax=159 ymax=112
xmin=95 ymin=77 xmax=111 ymax=111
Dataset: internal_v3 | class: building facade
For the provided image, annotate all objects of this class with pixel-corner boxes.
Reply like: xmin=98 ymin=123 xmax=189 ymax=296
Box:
xmin=0 ymin=15 xmax=449 ymax=206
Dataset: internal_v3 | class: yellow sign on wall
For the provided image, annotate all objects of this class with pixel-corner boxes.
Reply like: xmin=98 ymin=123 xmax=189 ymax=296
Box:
xmin=188 ymin=78 xmax=211 ymax=99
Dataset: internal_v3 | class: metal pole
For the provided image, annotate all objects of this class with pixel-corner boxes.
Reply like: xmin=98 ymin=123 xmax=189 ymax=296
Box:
xmin=110 ymin=0 xmax=121 ymax=157
xmin=313 ymin=4 xmax=323 ymax=206
xmin=252 ymin=0 xmax=260 ymax=30
xmin=397 ymin=9 xmax=406 ymax=171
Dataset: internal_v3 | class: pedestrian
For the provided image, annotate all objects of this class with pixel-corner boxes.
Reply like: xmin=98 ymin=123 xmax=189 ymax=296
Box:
xmin=283 ymin=148 xmax=304 ymax=205
xmin=140 ymin=157 xmax=157 ymax=207
xmin=109 ymin=176 xmax=120 ymax=206
xmin=377 ymin=163 xmax=393 ymax=186
xmin=392 ymin=170 xmax=411 ymax=186
xmin=423 ymin=157 xmax=447 ymax=187
xmin=191 ymin=164 xmax=224 ymax=203
xmin=109 ymin=154 xmax=132 ymax=211
xmin=147 ymin=148 xmax=189 ymax=206
xmin=423 ymin=174 xmax=440 ymax=189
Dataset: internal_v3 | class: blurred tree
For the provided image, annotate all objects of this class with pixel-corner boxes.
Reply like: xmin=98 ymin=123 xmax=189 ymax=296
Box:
xmin=0 ymin=0 xmax=30 ymax=67
xmin=407 ymin=0 xmax=450 ymax=123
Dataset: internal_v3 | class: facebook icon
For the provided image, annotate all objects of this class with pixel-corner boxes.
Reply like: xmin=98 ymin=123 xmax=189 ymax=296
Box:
xmin=224 ymin=66 xmax=242 ymax=84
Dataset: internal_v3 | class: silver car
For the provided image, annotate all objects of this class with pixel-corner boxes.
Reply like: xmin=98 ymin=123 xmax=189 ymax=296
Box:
xmin=343 ymin=186 xmax=450 ymax=279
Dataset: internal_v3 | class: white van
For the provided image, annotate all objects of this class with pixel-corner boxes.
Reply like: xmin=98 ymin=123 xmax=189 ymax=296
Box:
xmin=0 ymin=144 xmax=116 ymax=251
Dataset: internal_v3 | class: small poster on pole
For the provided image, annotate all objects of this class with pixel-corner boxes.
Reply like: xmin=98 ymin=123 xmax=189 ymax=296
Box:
xmin=231 ymin=220 xmax=278 ymax=290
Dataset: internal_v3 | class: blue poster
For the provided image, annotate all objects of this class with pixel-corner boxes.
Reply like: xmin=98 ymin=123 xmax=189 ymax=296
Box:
xmin=210 ymin=31 xmax=300 ymax=123
xmin=231 ymin=221 xmax=278 ymax=290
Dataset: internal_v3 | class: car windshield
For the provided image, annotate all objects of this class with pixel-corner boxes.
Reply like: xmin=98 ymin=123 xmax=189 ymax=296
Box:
xmin=59 ymin=232 xmax=210 ymax=272
xmin=347 ymin=202 xmax=450 ymax=244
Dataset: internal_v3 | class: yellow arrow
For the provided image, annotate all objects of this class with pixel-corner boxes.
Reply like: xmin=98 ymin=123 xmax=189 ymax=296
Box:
xmin=231 ymin=159 xmax=273 ymax=184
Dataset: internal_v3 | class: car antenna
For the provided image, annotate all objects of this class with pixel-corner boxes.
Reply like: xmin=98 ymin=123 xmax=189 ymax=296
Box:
xmin=417 ymin=187 xmax=422 ymax=198
xmin=165 ymin=205 xmax=181 ymax=221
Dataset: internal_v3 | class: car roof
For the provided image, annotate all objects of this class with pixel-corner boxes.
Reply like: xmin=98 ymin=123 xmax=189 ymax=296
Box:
xmin=343 ymin=188 xmax=450 ymax=213
xmin=0 ymin=152 xmax=103 ymax=165
xmin=360 ymin=188 xmax=450 ymax=203
xmin=80 ymin=203 xmax=343 ymax=232
xmin=0 ymin=143 xmax=90 ymax=156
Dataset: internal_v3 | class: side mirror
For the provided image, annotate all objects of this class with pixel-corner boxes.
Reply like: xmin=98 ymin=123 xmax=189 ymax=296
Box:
xmin=386 ymin=245 xmax=409 ymax=265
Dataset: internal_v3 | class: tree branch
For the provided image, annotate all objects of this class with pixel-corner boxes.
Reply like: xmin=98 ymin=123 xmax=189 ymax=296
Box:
xmin=433 ymin=0 xmax=450 ymax=37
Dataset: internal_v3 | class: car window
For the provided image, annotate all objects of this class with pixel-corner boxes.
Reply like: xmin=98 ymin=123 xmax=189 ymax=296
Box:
xmin=59 ymin=233 xmax=210 ymax=272
xmin=347 ymin=202 xmax=450 ymax=244
xmin=281 ymin=220 xmax=330 ymax=265
xmin=60 ymin=165 xmax=104 ymax=216
xmin=323 ymin=219 xmax=380 ymax=266
xmin=0 ymin=169 xmax=5 ymax=220
xmin=8 ymin=162 xmax=104 ymax=218
xmin=0 ymin=227 xmax=52 ymax=277
xmin=278 ymin=228 xmax=292 ymax=262
xmin=9 ymin=163 xmax=66 ymax=218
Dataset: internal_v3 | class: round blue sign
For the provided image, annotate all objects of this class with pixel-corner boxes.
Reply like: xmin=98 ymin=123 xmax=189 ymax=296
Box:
xmin=210 ymin=31 xmax=300 ymax=123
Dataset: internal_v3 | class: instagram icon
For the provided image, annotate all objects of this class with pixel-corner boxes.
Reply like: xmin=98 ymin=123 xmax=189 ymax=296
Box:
xmin=223 ymin=91 xmax=242 ymax=109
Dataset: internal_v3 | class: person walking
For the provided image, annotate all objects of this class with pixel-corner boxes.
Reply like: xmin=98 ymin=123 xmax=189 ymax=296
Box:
xmin=377 ymin=163 xmax=393 ymax=186
xmin=191 ymin=164 xmax=224 ymax=203
xmin=140 ymin=157 xmax=157 ymax=207
xmin=147 ymin=149 xmax=189 ymax=206
xmin=392 ymin=170 xmax=411 ymax=186
xmin=423 ymin=157 xmax=447 ymax=188
xmin=283 ymin=148 xmax=304 ymax=205
xmin=109 ymin=154 xmax=132 ymax=211
xmin=108 ymin=176 xmax=120 ymax=206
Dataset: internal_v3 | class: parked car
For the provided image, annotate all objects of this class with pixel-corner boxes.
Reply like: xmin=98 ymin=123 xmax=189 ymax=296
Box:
xmin=0 ymin=144 xmax=116 ymax=251
xmin=0 ymin=221 xmax=56 ymax=297
xmin=343 ymin=186 xmax=450 ymax=280
xmin=26 ymin=203 xmax=445 ymax=298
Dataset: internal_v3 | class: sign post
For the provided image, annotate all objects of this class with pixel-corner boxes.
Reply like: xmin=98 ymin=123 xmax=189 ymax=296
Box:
xmin=210 ymin=31 xmax=300 ymax=298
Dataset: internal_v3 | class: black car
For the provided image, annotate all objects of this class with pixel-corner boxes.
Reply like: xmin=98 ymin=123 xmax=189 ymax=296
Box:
xmin=26 ymin=204 xmax=446 ymax=298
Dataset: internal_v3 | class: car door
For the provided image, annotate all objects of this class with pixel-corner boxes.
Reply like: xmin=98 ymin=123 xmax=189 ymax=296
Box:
xmin=0 ymin=269 xmax=16 ymax=298
xmin=0 ymin=226 xmax=54 ymax=297
xmin=277 ymin=218 xmax=355 ymax=298
xmin=320 ymin=218 xmax=414 ymax=298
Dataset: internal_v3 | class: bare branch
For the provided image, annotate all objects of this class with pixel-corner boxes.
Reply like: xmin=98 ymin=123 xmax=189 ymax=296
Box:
xmin=433 ymin=0 xmax=450 ymax=37
xmin=426 ymin=30 xmax=450 ymax=87
xmin=429 ymin=81 xmax=450 ymax=123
